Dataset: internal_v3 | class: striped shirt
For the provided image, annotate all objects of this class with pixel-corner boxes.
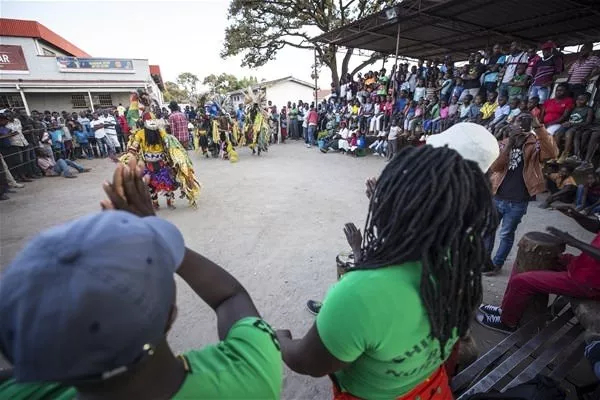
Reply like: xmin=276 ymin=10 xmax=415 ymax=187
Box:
xmin=532 ymin=55 xmax=562 ymax=86
xmin=501 ymin=52 xmax=529 ymax=84
xmin=569 ymin=56 xmax=600 ymax=85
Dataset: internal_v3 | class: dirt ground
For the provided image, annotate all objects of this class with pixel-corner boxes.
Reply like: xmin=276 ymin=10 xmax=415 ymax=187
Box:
xmin=0 ymin=141 xmax=594 ymax=398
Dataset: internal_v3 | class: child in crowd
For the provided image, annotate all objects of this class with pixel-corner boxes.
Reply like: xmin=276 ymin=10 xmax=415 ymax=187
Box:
xmin=575 ymin=169 xmax=600 ymax=214
xmin=458 ymin=94 xmax=473 ymax=121
xmin=402 ymin=100 xmax=417 ymax=132
xmin=50 ymin=123 xmax=65 ymax=160
xmin=440 ymin=72 xmax=454 ymax=103
xmin=447 ymin=95 xmax=460 ymax=125
xmin=492 ymin=97 xmax=521 ymax=138
xmin=425 ymin=81 xmax=438 ymax=101
xmin=528 ymin=96 xmax=542 ymax=119
xmin=467 ymin=95 xmax=484 ymax=122
xmin=407 ymin=99 xmax=425 ymax=135
xmin=387 ymin=119 xmax=399 ymax=159
xmin=508 ymin=64 xmax=530 ymax=100
xmin=556 ymin=93 xmax=593 ymax=162
xmin=369 ymin=130 xmax=387 ymax=157
xmin=487 ymin=95 xmax=510 ymax=134
xmin=433 ymin=99 xmax=449 ymax=133
xmin=479 ymin=91 xmax=499 ymax=125
xmin=73 ymin=123 xmax=93 ymax=160
xmin=413 ymin=79 xmax=426 ymax=102
xmin=422 ymin=96 xmax=440 ymax=134
xmin=451 ymin=77 xmax=464 ymax=101
xmin=481 ymin=63 xmax=500 ymax=99
xmin=540 ymin=164 xmax=577 ymax=209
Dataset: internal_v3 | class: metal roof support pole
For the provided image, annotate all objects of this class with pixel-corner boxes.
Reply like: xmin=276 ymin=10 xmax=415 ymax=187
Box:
xmin=16 ymin=84 xmax=30 ymax=116
xmin=88 ymin=91 xmax=95 ymax=112
xmin=393 ymin=22 xmax=401 ymax=100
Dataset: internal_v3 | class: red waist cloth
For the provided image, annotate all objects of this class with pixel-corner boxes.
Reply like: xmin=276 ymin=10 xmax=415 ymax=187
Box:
xmin=332 ymin=366 xmax=453 ymax=400
xmin=565 ymin=232 xmax=600 ymax=289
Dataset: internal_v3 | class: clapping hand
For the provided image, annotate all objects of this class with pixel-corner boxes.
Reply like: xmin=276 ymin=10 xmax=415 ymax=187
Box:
xmin=101 ymin=158 xmax=155 ymax=217
xmin=344 ymin=223 xmax=363 ymax=260
xmin=365 ymin=177 xmax=377 ymax=200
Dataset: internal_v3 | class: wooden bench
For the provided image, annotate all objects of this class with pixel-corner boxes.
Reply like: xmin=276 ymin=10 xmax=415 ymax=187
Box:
xmin=451 ymin=300 xmax=599 ymax=399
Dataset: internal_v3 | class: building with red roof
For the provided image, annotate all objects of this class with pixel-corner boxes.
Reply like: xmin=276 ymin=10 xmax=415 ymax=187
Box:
xmin=0 ymin=18 xmax=164 ymax=113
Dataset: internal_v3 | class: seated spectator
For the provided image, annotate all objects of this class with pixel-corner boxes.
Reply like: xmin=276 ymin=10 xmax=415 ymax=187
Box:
xmin=277 ymin=133 xmax=499 ymax=400
xmin=487 ymin=96 xmax=510 ymax=134
xmin=577 ymin=105 xmax=600 ymax=171
xmin=528 ymin=96 xmax=542 ymax=119
xmin=555 ymin=93 xmax=593 ymax=162
xmin=481 ymin=63 xmax=500 ymax=100
xmin=402 ymin=100 xmax=417 ymax=132
xmin=507 ymin=64 xmax=530 ymax=100
xmin=540 ymin=84 xmax=575 ymax=135
xmin=439 ymin=72 xmax=453 ymax=103
xmin=394 ymin=90 xmax=409 ymax=116
xmin=479 ymin=91 xmax=499 ymax=125
xmin=529 ymin=41 xmax=562 ymax=104
xmin=413 ymin=78 xmax=426 ymax=102
xmin=406 ymin=99 xmax=425 ymax=135
xmin=425 ymin=81 xmax=437 ymax=101
xmin=585 ymin=335 xmax=600 ymax=379
xmin=575 ymin=170 xmax=600 ymax=214
xmin=0 ymin=161 xmax=282 ymax=398
xmin=567 ymin=42 xmax=600 ymax=99
xmin=35 ymin=147 xmax=90 ymax=178
xmin=458 ymin=94 xmax=473 ymax=122
xmin=467 ymin=94 xmax=484 ymax=122
xmin=447 ymin=95 xmax=460 ymax=125
xmin=478 ymin=208 xmax=600 ymax=333
xmin=368 ymin=130 xmax=387 ymax=157
xmin=492 ymin=97 xmax=520 ymax=138
xmin=382 ymin=95 xmax=394 ymax=130
xmin=433 ymin=99 xmax=450 ymax=133
xmin=539 ymin=164 xmax=577 ymax=208
xmin=451 ymin=77 xmax=464 ymax=101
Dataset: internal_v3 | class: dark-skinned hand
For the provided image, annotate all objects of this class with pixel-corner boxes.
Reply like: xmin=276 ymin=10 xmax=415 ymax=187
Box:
xmin=546 ymin=226 xmax=578 ymax=245
xmin=344 ymin=223 xmax=362 ymax=258
xmin=101 ymin=158 xmax=155 ymax=218
xmin=365 ymin=177 xmax=377 ymax=200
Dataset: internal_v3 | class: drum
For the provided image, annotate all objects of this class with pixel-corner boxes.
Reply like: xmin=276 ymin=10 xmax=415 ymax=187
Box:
xmin=336 ymin=251 xmax=355 ymax=279
xmin=515 ymin=232 xmax=566 ymax=273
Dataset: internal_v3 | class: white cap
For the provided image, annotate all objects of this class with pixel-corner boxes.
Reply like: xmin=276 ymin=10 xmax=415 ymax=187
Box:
xmin=426 ymin=123 xmax=499 ymax=171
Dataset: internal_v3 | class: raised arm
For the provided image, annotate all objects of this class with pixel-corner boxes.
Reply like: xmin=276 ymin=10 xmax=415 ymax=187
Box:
xmin=533 ymin=120 xmax=559 ymax=161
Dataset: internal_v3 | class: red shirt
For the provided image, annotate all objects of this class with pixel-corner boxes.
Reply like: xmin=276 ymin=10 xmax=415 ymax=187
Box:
xmin=168 ymin=111 xmax=189 ymax=143
xmin=543 ymin=97 xmax=574 ymax=125
xmin=307 ymin=110 xmax=318 ymax=126
xmin=568 ymin=232 xmax=600 ymax=288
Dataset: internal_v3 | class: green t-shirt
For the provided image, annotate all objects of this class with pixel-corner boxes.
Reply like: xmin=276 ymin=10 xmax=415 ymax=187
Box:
xmin=316 ymin=262 xmax=457 ymax=399
xmin=0 ymin=317 xmax=282 ymax=399
xmin=508 ymin=73 xmax=528 ymax=97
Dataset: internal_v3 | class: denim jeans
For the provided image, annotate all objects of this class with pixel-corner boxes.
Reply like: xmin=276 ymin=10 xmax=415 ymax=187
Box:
xmin=576 ymin=184 xmax=600 ymax=213
xmin=97 ymin=136 xmax=115 ymax=157
xmin=306 ymin=125 xmax=315 ymax=145
xmin=485 ymin=198 xmax=529 ymax=267
xmin=53 ymin=159 xmax=85 ymax=177
xmin=528 ymin=85 xmax=550 ymax=103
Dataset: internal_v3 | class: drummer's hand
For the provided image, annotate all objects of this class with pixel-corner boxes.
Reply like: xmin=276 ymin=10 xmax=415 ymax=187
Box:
xmin=546 ymin=226 xmax=577 ymax=245
xmin=365 ymin=177 xmax=377 ymax=199
xmin=344 ymin=223 xmax=362 ymax=255
xmin=101 ymin=158 xmax=155 ymax=217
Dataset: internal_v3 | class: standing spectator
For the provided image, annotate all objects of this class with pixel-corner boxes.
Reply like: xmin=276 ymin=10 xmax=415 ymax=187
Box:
xmin=451 ymin=77 xmax=464 ymax=101
xmin=529 ymin=41 xmax=563 ymax=104
xmin=168 ymin=101 xmax=189 ymax=149
xmin=508 ymin=64 xmax=530 ymax=100
xmin=101 ymin=110 xmax=121 ymax=153
xmin=117 ymin=111 xmax=130 ymax=146
xmin=540 ymin=83 xmax=575 ymax=135
xmin=460 ymin=53 xmax=485 ymax=101
xmin=280 ymin=106 xmax=287 ymax=143
xmin=498 ymin=42 xmax=529 ymax=98
xmin=117 ymin=102 xmax=126 ymax=116
xmin=413 ymin=78 xmax=426 ymax=101
xmin=4 ymin=110 xmax=33 ymax=182
xmin=487 ymin=44 xmax=506 ymax=67
xmin=0 ymin=153 xmax=10 ymax=200
xmin=236 ymin=103 xmax=245 ymax=131
xmin=484 ymin=118 xmax=558 ymax=275
xmin=73 ymin=122 xmax=93 ymax=159
xmin=525 ymin=46 xmax=541 ymax=77
xmin=481 ymin=64 xmax=500 ymax=99
xmin=567 ymin=42 xmax=600 ymax=99
xmin=270 ymin=106 xmax=280 ymax=144
xmin=90 ymin=112 xmax=116 ymax=160
xmin=289 ymin=103 xmax=299 ymax=140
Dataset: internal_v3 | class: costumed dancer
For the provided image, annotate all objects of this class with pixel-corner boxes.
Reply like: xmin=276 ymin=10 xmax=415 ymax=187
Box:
xmin=195 ymin=115 xmax=210 ymax=157
xmin=243 ymin=87 xmax=270 ymax=156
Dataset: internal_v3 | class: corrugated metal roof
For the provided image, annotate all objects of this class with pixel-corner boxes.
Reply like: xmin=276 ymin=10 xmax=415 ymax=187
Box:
xmin=0 ymin=18 xmax=90 ymax=57
xmin=314 ymin=0 xmax=600 ymax=61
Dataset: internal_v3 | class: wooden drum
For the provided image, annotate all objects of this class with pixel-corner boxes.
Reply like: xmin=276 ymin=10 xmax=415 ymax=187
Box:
xmin=515 ymin=232 xmax=566 ymax=273
xmin=336 ymin=251 xmax=355 ymax=279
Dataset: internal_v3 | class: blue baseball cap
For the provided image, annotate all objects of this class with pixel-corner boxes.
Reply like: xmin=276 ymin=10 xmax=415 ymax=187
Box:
xmin=0 ymin=210 xmax=185 ymax=382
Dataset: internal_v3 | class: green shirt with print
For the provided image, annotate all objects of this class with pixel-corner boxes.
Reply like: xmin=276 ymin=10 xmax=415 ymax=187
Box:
xmin=316 ymin=261 xmax=457 ymax=399
xmin=0 ymin=317 xmax=282 ymax=400
xmin=508 ymin=73 xmax=529 ymax=97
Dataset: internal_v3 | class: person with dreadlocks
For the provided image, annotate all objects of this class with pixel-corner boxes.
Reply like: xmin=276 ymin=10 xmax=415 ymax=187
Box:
xmin=276 ymin=123 xmax=499 ymax=400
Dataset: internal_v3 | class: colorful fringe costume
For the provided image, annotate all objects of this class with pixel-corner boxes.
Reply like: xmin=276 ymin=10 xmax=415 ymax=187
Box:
xmin=242 ymin=86 xmax=270 ymax=156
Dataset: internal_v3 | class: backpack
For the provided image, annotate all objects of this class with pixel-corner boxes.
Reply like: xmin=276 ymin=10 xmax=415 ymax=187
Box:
xmin=463 ymin=375 xmax=565 ymax=400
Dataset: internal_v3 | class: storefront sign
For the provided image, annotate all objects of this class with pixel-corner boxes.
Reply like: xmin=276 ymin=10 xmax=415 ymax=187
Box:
xmin=56 ymin=57 xmax=135 ymax=73
xmin=0 ymin=45 xmax=29 ymax=73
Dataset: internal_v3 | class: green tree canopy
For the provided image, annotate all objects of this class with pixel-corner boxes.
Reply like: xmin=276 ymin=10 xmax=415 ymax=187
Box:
xmin=202 ymin=73 xmax=258 ymax=94
xmin=221 ymin=0 xmax=394 ymax=88
xmin=163 ymin=81 xmax=189 ymax=103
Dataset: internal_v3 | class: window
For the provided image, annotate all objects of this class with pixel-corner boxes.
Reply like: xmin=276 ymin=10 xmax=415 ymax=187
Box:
xmin=0 ymin=94 xmax=24 ymax=108
xmin=71 ymin=94 xmax=88 ymax=109
xmin=98 ymin=94 xmax=113 ymax=107
xmin=42 ymin=48 xmax=56 ymax=56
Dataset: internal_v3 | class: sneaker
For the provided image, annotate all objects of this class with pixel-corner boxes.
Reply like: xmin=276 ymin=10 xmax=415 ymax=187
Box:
xmin=479 ymin=304 xmax=502 ymax=316
xmin=10 ymin=183 xmax=24 ymax=189
xmin=306 ymin=300 xmax=322 ymax=315
xmin=482 ymin=264 xmax=502 ymax=276
xmin=476 ymin=313 xmax=516 ymax=334
xmin=81 ymin=168 xmax=91 ymax=173
xmin=576 ymin=161 xmax=594 ymax=172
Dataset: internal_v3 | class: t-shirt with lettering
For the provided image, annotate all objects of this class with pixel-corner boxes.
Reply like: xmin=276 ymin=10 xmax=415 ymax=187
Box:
xmin=0 ymin=317 xmax=283 ymax=399
xmin=316 ymin=262 xmax=458 ymax=399
xmin=495 ymin=146 xmax=530 ymax=202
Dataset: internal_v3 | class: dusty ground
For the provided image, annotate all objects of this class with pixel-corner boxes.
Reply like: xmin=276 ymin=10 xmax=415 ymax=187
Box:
xmin=0 ymin=142 xmax=594 ymax=398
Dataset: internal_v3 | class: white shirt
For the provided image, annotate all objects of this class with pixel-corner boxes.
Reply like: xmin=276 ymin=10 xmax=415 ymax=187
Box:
xmin=339 ymin=127 xmax=350 ymax=139
xmin=90 ymin=119 xmax=106 ymax=139
xmin=340 ymin=83 xmax=347 ymax=97
xmin=388 ymin=126 xmax=400 ymax=140
xmin=502 ymin=51 xmax=529 ymax=83
xmin=101 ymin=115 xmax=117 ymax=135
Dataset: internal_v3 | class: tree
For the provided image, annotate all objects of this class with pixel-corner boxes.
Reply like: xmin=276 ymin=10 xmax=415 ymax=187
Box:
xmin=202 ymin=73 xmax=258 ymax=94
xmin=163 ymin=81 xmax=189 ymax=103
xmin=221 ymin=0 xmax=394 ymax=89
xmin=177 ymin=72 xmax=200 ymax=99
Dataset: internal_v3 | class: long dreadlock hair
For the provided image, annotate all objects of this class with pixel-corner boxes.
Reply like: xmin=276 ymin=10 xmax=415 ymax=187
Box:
xmin=356 ymin=145 xmax=497 ymax=357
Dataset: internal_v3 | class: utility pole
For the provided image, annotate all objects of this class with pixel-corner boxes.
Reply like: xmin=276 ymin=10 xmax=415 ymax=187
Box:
xmin=312 ymin=47 xmax=319 ymax=107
